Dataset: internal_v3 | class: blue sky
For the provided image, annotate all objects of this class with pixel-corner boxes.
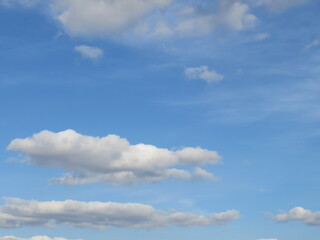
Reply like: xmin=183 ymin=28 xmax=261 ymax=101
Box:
xmin=0 ymin=0 xmax=320 ymax=240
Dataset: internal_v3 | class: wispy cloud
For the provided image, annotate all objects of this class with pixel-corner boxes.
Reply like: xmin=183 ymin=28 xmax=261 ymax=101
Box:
xmin=245 ymin=33 xmax=269 ymax=42
xmin=304 ymin=39 xmax=320 ymax=51
xmin=137 ymin=1 xmax=257 ymax=38
xmin=74 ymin=45 xmax=104 ymax=60
xmin=253 ymin=0 xmax=308 ymax=11
xmin=172 ymin=76 xmax=320 ymax=124
xmin=185 ymin=66 xmax=224 ymax=84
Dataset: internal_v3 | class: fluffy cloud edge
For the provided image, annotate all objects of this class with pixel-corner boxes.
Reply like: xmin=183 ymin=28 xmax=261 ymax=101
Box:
xmin=7 ymin=129 xmax=221 ymax=185
xmin=51 ymin=0 xmax=173 ymax=36
xmin=274 ymin=206 xmax=320 ymax=226
xmin=0 ymin=198 xmax=240 ymax=229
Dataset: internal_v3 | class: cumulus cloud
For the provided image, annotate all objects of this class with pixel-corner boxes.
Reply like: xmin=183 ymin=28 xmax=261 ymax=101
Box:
xmin=185 ymin=66 xmax=224 ymax=84
xmin=254 ymin=0 xmax=308 ymax=11
xmin=74 ymin=45 xmax=104 ymax=59
xmin=51 ymin=0 xmax=172 ymax=36
xmin=274 ymin=207 xmax=320 ymax=225
xmin=0 ymin=198 xmax=239 ymax=229
xmin=7 ymin=129 xmax=221 ymax=184
xmin=0 ymin=236 xmax=79 ymax=240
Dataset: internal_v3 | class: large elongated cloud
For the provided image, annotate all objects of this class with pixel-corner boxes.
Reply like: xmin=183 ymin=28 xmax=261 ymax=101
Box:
xmin=51 ymin=0 xmax=172 ymax=36
xmin=0 ymin=236 xmax=79 ymax=240
xmin=0 ymin=198 xmax=239 ymax=229
xmin=7 ymin=130 xmax=221 ymax=184
xmin=2 ymin=0 xmax=257 ymax=38
xmin=274 ymin=207 xmax=320 ymax=226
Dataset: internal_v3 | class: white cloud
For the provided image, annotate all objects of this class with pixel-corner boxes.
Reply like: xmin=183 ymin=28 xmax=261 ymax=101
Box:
xmin=74 ymin=45 xmax=104 ymax=59
xmin=274 ymin=207 xmax=320 ymax=225
xmin=219 ymin=1 xmax=257 ymax=31
xmin=193 ymin=167 xmax=219 ymax=181
xmin=254 ymin=0 xmax=308 ymax=11
xmin=51 ymin=0 xmax=172 ymax=36
xmin=138 ymin=1 xmax=257 ymax=38
xmin=0 ymin=198 xmax=239 ymax=229
xmin=185 ymin=66 xmax=224 ymax=84
xmin=1 ymin=0 xmax=257 ymax=39
xmin=0 ymin=236 xmax=79 ymax=240
xmin=7 ymin=129 xmax=221 ymax=184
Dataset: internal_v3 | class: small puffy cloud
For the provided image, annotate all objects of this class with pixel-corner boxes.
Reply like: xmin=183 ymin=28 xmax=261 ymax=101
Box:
xmin=74 ymin=45 xmax=104 ymax=59
xmin=7 ymin=130 xmax=221 ymax=185
xmin=274 ymin=207 xmax=320 ymax=225
xmin=0 ymin=236 xmax=80 ymax=240
xmin=254 ymin=0 xmax=308 ymax=11
xmin=51 ymin=0 xmax=172 ymax=36
xmin=185 ymin=66 xmax=224 ymax=84
xmin=0 ymin=198 xmax=240 ymax=229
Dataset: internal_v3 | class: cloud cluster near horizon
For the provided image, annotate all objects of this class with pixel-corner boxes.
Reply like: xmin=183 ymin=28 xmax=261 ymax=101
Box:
xmin=0 ymin=198 xmax=239 ymax=229
xmin=7 ymin=129 xmax=221 ymax=185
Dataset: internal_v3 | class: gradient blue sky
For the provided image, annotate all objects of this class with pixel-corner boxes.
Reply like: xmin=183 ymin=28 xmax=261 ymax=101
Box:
xmin=1 ymin=1 xmax=320 ymax=240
